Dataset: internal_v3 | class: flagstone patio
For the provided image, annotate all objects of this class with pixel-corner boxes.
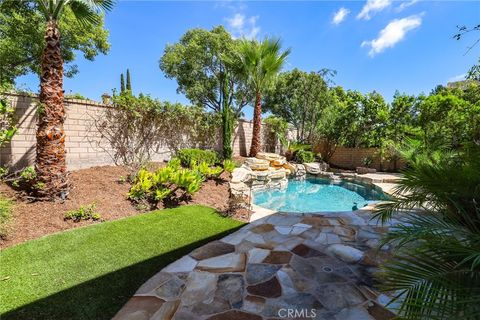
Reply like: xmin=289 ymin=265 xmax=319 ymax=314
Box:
xmin=113 ymin=207 xmax=401 ymax=320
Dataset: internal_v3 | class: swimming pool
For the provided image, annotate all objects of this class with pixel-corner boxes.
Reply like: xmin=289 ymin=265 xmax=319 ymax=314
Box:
xmin=253 ymin=177 xmax=388 ymax=213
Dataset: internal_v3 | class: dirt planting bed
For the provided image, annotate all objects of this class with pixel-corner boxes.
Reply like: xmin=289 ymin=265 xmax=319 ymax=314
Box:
xmin=0 ymin=165 xmax=242 ymax=248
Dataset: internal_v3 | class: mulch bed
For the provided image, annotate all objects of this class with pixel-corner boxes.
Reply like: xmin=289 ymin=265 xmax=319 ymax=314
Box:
xmin=0 ymin=165 xmax=248 ymax=249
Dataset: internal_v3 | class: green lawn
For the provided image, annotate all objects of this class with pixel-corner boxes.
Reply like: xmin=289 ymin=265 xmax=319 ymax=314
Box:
xmin=0 ymin=205 xmax=244 ymax=320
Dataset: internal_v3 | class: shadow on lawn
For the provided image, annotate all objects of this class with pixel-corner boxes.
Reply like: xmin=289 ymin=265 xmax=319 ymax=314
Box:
xmin=2 ymin=226 xmax=243 ymax=320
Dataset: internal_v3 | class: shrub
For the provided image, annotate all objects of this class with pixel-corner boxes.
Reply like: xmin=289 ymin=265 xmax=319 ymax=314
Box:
xmin=176 ymin=149 xmax=218 ymax=167
xmin=0 ymin=93 xmax=17 ymax=148
xmin=64 ymin=203 xmax=101 ymax=222
xmin=295 ymin=149 xmax=315 ymax=163
xmin=128 ymin=159 xmax=203 ymax=208
xmin=222 ymin=159 xmax=236 ymax=173
xmin=190 ymin=161 xmax=223 ymax=180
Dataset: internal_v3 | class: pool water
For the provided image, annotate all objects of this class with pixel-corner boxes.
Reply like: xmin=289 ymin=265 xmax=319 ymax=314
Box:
xmin=253 ymin=177 xmax=388 ymax=213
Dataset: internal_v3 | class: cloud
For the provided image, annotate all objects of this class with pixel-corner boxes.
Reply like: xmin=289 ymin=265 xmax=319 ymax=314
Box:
xmin=447 ymin=73 xmax=466 ymax=83
xmin=226 ymin=13 xmax=260 ymax=39
xmin=332 ymin=7 xmax=350 ymax=25
xmin=357 ymin=0 xmax=392 ymax=20
xmin=396 ymin=0 xmax=419 ymax=12
xmin=361 ymin=14 xmax=422 ymax=56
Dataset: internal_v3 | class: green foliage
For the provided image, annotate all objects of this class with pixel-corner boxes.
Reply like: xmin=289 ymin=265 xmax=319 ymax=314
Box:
xmin=126 ymin=68 xmax=131 ymax=91
xmin=0 ymin=196 xmax=12 ymax=239
xmin=222 ymin=159 xmax=236 ymax=173
xmin=11 ymin=166 xmax=37 ymax=189
xmin=294 ymin=149 xmax=315 ymax=163
xmin=96 ymin=93 xmax=221 ymax=171
xmin=0 ymin=0 xmax=111 ymax=84
xmin=264 ymin=69 xmax=333 ymax=142
xmin=190 ymin=161 xmax=223 ymax=180
xmin=176 ymin=148 xmax=218 ymax=167
xmin=373 ymin=145 xmax=480 ymax=319
xmin=264 ymin=115 xmax=288 ymax=138
xmin=160 ymin=26 xmax=250 ymax=117
xmin=236 ymin=38 xmax=291 ymax=97
xmin=128 ymin=159 xmax=204 ymax=208
xmin=64 ymin=203 xmax=101 ymax=222
xmin=64 ymin=93 xmax=86 ymax=100
xmin=0 ymin=93 xmax=16 ymax=147
xmin=160 ymin=26 xmax=251 ymax=159
xmin=120 ymin=73 xmax=125 ymax=93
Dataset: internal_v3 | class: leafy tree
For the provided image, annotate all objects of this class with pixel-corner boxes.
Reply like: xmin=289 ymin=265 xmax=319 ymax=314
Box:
xmin=417 ymin=90 xmax=480 ymax=148
xmin=32 ymin=0 xmax=113 ymax=199
xmin=160 ymin=26 xmax=251 ymax=159
xmin=0 ymin=0 xmax=110 ymax=85
xmin=388 ymin=91 xmax=418 ymax=144
xmin=314 ymin=88 xmax=352 ymax=161
xmin=263 ymin=68 xmax=332 ymax=142
xmin=236 ymin=38 xmax=290 ymax=157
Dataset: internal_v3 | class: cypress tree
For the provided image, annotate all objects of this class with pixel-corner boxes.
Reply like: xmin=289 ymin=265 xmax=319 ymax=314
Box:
xmin=221 ymin=72 xmax=233 ymax=160
xmin=126 ymin=69 xmax=132 ymax=92
xmin=120 ymin=73 xmax=125 ymax=93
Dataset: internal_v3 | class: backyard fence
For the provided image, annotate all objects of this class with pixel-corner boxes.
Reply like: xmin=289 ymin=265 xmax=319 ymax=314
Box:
xmin=0 ymin=93 xmax=279 ymax=170
xmin=0 ymin=93 xmax=403 ymax=171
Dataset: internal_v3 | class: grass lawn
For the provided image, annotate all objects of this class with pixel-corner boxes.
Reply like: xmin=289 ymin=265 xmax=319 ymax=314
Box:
xmin=0 ymin=205 xmax=244 ymax=320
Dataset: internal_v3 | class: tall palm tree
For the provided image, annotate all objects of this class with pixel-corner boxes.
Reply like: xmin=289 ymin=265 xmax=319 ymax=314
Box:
xmin=237 ymin=38 xmax=290 ymax=157
xmin=374 ymin=143 xmax=480 ymax=319
xmin=34 ymin=0 xmax=113 ymax=199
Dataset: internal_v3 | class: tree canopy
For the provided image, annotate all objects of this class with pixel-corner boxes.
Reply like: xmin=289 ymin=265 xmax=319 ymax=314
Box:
xmin=159 ymin=26 xmax=250 ymax=117
xmin=0 ymin=0 xmax=110 ymax=85
xmin=263 ymin=69 xmax=332 ymax=142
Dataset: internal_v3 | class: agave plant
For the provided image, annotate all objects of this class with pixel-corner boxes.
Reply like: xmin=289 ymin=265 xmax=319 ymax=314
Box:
xmin=373 ymin=144 xmax=480 ymax=319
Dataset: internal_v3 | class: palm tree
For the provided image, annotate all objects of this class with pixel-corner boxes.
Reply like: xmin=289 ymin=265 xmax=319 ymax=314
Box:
xmin=374 ymin=143 xmax=480 ymax=319
xmin=34 ymin=0 xmax=114 ymax=199
xmin=237 ymin=38 xmax=290 ymax=157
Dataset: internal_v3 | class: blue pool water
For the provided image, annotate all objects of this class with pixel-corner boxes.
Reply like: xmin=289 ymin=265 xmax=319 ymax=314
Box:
xmin=253 ymin=177 xmax=388 ymax=213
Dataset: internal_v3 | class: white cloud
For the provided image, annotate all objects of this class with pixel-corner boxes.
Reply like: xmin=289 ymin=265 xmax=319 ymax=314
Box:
xmin=361 ymin=14 xmax=422 ymax=56
xmin=332 ymin=7 xmax=350 ymax=25
xmin=396 ymin=0 xmax=419 ymax=12
xmin=447 ymin=73 xmax=466 ymax=83
xmin=357 ymin=0 xmax=392 ymax=20
xmin=226 ymin=13 xmax=260 ymax=39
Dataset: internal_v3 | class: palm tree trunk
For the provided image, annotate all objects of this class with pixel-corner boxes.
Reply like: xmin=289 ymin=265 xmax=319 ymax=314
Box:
xmin=249 ymin=92 xmax=262 ymax=157
xmin=35 ymin=19 xmax=68 ymax=199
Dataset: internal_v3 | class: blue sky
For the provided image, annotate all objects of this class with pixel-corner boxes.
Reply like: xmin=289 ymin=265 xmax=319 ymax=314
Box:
xmin=16 ymin=0 xmax=480 ymax=119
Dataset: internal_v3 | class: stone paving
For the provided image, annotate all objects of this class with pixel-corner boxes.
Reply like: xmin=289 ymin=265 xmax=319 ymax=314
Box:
xmin=113 ymin=208 xmax=401 ymax=320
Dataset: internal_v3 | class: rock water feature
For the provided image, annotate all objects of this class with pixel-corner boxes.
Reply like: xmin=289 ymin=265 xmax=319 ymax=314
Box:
xmin=229 ymin=152 xmax=327 ymax=205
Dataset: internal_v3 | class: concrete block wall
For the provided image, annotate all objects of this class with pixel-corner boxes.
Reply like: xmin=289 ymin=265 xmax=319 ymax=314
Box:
xmin=329 ymin=146 xmax=406 ymax=171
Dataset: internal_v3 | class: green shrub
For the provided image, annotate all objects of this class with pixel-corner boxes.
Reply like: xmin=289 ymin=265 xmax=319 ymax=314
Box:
xmin=295 ymin=149 xmax=315 ymax=163
xmin=64 ymin=203 xmax=101 ymax=222
xmin=128 ymin=159 xmax=203 ymax=208
xmin=11 ymin=166 xmax=37 ymax=189
xmin=222 ymin=159 xmax=236 ymax=173
xmin=0 ymin=197 xmax=12 ymax=239
xmin=176 ymin=149 xmax=218 ymax=167
xmin=190 ymin=161 xmax=223 ymax=180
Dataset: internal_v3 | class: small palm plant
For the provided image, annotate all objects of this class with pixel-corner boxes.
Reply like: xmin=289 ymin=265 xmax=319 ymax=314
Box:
xmin=236 ymin=38 xmax=290 ymax=157
xmin=374 ymin=143 xmax=480 ymax=319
